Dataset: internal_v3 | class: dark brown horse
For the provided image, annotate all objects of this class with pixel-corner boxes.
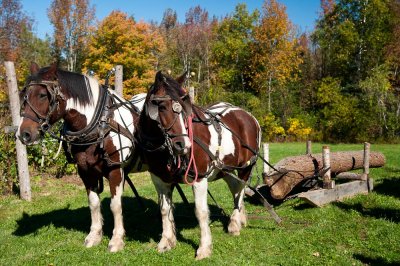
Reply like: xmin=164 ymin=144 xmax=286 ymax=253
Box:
xmin=137 ymin=71 xmax=261 ymax=259
xmin=17 ymin=62 xmax=146 ymax=252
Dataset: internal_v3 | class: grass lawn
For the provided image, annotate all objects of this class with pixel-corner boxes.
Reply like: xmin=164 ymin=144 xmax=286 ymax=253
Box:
xmin=0 ymin=142 xmax=399 ymax=265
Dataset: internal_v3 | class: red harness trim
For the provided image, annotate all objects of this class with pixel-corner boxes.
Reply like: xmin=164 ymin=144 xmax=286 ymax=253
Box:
xmin=183 ymin=113 xmax=198 ymax=185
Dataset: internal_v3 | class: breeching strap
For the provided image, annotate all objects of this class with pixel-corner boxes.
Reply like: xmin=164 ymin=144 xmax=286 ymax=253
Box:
xmin=184 ymin=113 xmax=198 ymax=185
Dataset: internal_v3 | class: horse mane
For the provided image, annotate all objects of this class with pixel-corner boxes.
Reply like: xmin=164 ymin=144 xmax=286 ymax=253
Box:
xmin=28 ymin=66 xmax=93 ymax=106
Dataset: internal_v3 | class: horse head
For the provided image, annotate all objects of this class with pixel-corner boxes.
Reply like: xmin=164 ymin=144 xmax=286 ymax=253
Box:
xmin=146 ymin=71 xmax=192 ymax=155
xmin=17 ymin=62 xmax=66 ymax=144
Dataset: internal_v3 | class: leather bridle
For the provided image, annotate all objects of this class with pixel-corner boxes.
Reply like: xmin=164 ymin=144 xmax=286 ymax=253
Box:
xmin=20 ymin=80 xmax=65 ymax=133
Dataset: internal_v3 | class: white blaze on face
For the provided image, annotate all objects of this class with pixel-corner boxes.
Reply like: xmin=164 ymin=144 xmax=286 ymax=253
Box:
xmin=109 ymin=90 xmax=135 ymax=161
xmin=178 ymin=113 xmax=191 ymax=152
xmin=16 ymin=118 xmax=24 ymax=141
xmin=65 ymin=76 xmax=99 ymax=123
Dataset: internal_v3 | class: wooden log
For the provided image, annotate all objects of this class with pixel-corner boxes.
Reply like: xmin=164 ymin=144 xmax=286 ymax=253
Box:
xmin=5 ymin=61 xmax=31 ymax=201
xmin=335 ymin=172 xmax=362 ymax=180
xmin=264 ymin=150 xmax=385 ymax=200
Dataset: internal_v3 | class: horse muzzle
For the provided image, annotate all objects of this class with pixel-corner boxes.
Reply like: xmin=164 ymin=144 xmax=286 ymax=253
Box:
xmin=172 ymin=136 xmax=191 ymax=156
xmin=17 ymin=127 xmax=41 ymax=145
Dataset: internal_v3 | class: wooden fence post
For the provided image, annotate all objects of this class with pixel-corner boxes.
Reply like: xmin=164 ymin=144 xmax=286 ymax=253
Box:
xmin=189 ymin=86 xmax=195 ymax=103
xmin=115 ymin=65 xmax=123 ymax=96
xmin=263 ymin=143 xmax=270 ymax=175
xmin=322 ymin=145 xmax=334 ymax=189
xmin=306 ymin=140 xmax=312 ymax=154
xmin=5 ymin=61 xmax=31 ymax=201
xmin=362 ymin=142 xmax=370 ymax=181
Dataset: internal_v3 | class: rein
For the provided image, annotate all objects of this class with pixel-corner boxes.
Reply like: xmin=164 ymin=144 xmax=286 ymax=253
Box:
xmin=183 ymin=113 xmax=198 ymax=185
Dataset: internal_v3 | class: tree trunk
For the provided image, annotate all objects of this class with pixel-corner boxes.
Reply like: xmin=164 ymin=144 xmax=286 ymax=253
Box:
xmin=5 ymin=61 xmax=31 ymax=201
xmin=264 ymin=151 xmax=385 ymax=200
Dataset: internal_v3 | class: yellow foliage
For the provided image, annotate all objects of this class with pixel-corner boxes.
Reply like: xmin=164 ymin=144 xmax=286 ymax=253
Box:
xmin=262 ymin=113 xmax=286 ymax=141
xmin=286 ymin=118 xmax=312 ymax=140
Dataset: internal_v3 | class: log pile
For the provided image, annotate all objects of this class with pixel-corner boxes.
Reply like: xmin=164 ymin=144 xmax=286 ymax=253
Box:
xmin=264 ymin=151 xmax=385 ymax=200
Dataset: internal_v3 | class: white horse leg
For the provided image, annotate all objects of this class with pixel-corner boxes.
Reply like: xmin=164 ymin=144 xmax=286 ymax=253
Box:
xmin=151 ymin=174 xmax=176 ymax=252
xmin=193 ymin=178 xmax=212 ymax=260
xmin=108 ymin=169 xmax=125 ymax=252
xmin=223 ymin=176 xmax=247 ymax=236
xmin=84 ymin=190 xmax=103 ymax=247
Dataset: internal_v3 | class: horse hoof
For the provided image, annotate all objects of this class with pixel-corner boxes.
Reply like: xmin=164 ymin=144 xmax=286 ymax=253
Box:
xmin=84 ymin=233 xmax=102 ymax=247
xmin=196 ymin=246 xmax=212 ymax=260
xmin=157 ymin=237 xmax=176 ymax=253
xmin=108 ymin=241 xmax=124 ymax=253
xmin=228 ymin=220 xmax=241 ymax=236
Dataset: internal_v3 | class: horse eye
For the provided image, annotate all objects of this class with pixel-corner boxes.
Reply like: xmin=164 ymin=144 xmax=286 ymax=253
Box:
xmin=158 ymin=104 xmax=166 ymax=111
xmin=39 ymin=93 xmax=48 ymax=99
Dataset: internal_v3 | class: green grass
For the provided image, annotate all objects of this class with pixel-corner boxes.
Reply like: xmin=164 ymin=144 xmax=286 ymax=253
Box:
xmin=0 ymin=143 xmax=399 ymax=265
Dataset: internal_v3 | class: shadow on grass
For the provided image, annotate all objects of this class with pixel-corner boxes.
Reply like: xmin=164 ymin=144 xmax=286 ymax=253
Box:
xmin=333 ymin=202 xmax=400 ymax=223
xmin=354 ymin=253 xmax=400 ymax=266
xmin=373 ymin=176 xmax=400 ymax=200
xmin=13 ymin=195 xmax=228 ymax=248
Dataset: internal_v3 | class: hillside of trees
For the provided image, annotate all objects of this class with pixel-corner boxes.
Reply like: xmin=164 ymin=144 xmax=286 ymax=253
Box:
xmin=1 ymin=0 xmax=399 ymax=143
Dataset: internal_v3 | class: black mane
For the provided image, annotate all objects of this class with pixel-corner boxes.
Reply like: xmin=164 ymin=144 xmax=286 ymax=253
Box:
xmin=28 ymin=67 xmax=93 ymax=106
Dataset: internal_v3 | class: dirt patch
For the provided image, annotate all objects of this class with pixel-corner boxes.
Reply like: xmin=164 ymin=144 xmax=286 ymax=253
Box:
xmin=59 ymin=175 xmax=82 ymax=186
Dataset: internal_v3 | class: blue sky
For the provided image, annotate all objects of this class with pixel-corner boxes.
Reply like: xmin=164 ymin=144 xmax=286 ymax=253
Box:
xmin=20 ymin=0 xmax=321 ymax=39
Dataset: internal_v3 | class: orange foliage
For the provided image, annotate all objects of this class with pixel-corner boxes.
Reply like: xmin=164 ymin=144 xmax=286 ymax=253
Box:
xmin=83 ymin=11 xmax=165 ymax=98
xmin=250 ymin=0 xmax=302 ymax=92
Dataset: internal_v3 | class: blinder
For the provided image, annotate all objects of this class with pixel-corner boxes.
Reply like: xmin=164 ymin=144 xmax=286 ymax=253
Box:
xmin=147 ymin=94 xmax=189 ymax=122
xmin=20 ymin=80 xmax=63 ymax=132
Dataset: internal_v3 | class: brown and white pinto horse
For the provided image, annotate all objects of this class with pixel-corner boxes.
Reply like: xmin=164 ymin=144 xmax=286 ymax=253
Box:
xmin=137 ymin=71 xmax=261 ymax=259
xmin=17 ymin=62 xmax=146 ymax=252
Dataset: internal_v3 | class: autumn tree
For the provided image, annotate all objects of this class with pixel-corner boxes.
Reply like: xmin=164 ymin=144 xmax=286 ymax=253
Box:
xmin=0 ymin=0 xmax=32 ymax=61
xmin=84 ymin=11 xmax=165 ymax=98
xmin=250 ymin=0 xmax=302 ymax=113
xmin=175 ymin=6 xmax=214 ymax=87
xmin=48 ymin=0 xmax=95 ymax=71
xmin=158 ymin=8 xmax=180 ymax=73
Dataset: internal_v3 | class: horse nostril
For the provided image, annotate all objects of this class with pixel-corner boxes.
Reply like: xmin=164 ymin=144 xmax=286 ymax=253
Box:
xmin=173 ymin=141 xmax=185 ymax=151
xmin=22 ymin=131 xmax=31 ymax=143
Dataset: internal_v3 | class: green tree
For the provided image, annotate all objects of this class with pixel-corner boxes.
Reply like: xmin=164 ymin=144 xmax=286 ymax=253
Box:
xmin=313 ymin=0 xmax=392 ymax=86
xmin=316 ymin=77 xmax=360 ymax=141
xmin=212 ymin=3 xmax=259 ymax=92
xmin=359 ymin=64 xmax=399 ymax=140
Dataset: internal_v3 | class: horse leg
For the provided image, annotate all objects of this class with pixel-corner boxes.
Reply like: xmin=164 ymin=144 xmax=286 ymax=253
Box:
xmin=223 ymin=172 xmax=249 ymax=236
xmin=192 ymin=178 xmax=212 ymax=260
xmin=151 ymin=174 xmax=176 ymax=252
xmin=80 ymin=170 xmax=103 ymax=248
xmin=107 ymin=168 xmax=125 ymax=252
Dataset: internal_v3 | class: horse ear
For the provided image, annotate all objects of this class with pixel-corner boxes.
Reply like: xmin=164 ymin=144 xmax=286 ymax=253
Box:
xmin=176 ymin=72 xmax=187 ymax=86
xmin=30 ymin=62 xmax=40 ymax=75
xmin=43 ymin=62 xmax=58 ymax=80
xmin=155 ymin=70 xmax=164 ymax=83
